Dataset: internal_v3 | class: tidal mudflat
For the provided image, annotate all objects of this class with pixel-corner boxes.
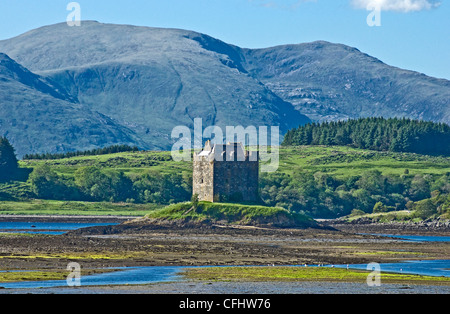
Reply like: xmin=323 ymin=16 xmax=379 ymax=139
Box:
xmin=0 ymin=217 xmax=449 ymax=294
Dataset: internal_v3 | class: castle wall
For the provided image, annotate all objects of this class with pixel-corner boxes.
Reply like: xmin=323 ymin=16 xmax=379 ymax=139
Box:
xmin=193 ymin=159 xmax=215 ymax=202
xmin=213 ymin=160 xmax=259 ymax=202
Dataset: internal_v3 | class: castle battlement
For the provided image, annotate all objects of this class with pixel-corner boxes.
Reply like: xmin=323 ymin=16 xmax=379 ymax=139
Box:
xmin=193 ymin=142 xmax=259 ymax=163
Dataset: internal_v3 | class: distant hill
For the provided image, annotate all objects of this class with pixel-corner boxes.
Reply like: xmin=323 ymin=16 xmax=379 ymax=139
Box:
xmin=3 ymin=145 xmax=449 ymax=219
xmin=0 ymin=21 xmax=449 ymax=156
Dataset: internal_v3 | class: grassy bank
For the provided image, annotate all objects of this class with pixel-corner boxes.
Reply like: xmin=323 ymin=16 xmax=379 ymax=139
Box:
xmin=144 ymin=201 xmax=317 ymax=228
xmin=0 ymin=199 xmax=162 ymax=217
xmin=184 ymin=266 xmax=450 ymax=285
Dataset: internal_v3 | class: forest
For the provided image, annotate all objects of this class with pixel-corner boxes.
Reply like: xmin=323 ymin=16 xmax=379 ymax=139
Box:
xmin=282 ymin=117 xmax=450 ymax=156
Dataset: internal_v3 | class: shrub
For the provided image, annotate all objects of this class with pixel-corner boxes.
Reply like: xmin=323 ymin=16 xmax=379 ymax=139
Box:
xmin=412 ymin=199 xmax=437 ymax=219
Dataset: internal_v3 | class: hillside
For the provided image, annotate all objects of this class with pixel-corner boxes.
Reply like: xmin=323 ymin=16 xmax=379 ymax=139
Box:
xmin=0 ymin=21 xmax=449 ymax=156
xmin=0 ymin=53 xmax=143 ymax=157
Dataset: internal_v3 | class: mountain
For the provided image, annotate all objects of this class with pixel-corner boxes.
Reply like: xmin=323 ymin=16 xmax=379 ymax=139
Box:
xmin=240 ymin=42 xmax=450 ymax=123
xmin=0 ymin=21 xmax=448 ymax=157
xmin=0 ymin=52 xmax=142 ymax=157
xmin=0 ymin=21 xmax=310 ymax=156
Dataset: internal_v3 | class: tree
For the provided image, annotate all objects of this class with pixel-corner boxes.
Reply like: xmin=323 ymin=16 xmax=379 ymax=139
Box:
xmin=413 ymin=199 xmax=437 ymax=219
xmin=109 ymin=171 xmax=135 ymax=202
xmin=74 ymin=166 xmax=135 ymax=202
xmin=282 ymin=117 xmax=450 ymax=156
xmin=373 ymin=201 xmax=388 ymax=213
xmin=29 ymin=164 xmax=80 ymax=200
xmin=74 ymin=166 xmax=111 ymax=201
xmin=352 ymin=188 xmax=374 ymax=213
xmin=356 ymin=170 xmax=386 ymax=195
xmin=409 ymin=175 xmax=431 ymax=201
xmin=0 ymin=137 xmax=18 ymax=182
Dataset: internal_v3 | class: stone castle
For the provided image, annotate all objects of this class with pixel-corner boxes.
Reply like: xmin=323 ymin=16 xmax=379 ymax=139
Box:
xmin=193 ymin=141 xmax=259 ymax=203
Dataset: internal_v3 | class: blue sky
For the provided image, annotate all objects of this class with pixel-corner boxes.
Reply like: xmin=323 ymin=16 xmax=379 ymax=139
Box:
xmin=0 ymin=0 xmax=448 ymax=79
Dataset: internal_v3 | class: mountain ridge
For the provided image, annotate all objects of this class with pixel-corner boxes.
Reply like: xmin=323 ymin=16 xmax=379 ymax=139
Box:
xmin=0 ymin=21 xmax=448 ymax=157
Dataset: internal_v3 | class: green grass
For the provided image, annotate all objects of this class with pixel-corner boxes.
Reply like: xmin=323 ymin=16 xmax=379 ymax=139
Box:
xmin=183 ymin=266 xmax=450 ymax=285
xmin=0 ymin=199 xmax=162 ymax=216
xmin=146 ymin=201 xmax=317 ymax=228
xmin=0 ymin=268 xmax=117 ymax=283
xmin=278 ymin=146 xmax=450 ymax=179
xmin=346 ymin=210 xmax=415 ymax=222
xmin=18 ymin=145 xmax=450 ymax=181
xmin=19 ymin=150 xmax=191 ymax=178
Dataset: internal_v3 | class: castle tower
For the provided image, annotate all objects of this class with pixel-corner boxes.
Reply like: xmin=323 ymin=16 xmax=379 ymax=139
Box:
xmin=193 ymin=142 xmax=259 ymax=203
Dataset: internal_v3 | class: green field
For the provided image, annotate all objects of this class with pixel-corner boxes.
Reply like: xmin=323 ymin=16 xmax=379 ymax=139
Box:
xmin=17 ymin=145 xmax=450 ymax=180
xmin=278 ymin=146 xmax=450 ymax=178
xmin=0 ymin=145 xmax=449 ymax=218
xmin=20 ymin=150 xmax=190 ymax=178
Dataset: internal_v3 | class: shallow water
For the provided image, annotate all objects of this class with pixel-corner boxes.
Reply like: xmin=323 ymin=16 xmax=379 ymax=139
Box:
xmin=375 ymin=234 xmax=450 ymax=243
xmin=333 ymin=260 xmax=450 ymax=278
xmin=0 ymin=266 xmax=186 ymax=289
xmin=0 ymin=222 xmax=118 ymax=235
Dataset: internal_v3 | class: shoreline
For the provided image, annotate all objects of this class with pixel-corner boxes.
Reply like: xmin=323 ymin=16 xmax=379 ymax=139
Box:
xmin=2 ymin=214 xmax=450 ymax=235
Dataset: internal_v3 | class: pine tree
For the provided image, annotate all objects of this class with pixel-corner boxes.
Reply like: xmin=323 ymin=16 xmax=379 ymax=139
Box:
xmin=0 ymin=137 xmax=18 ymax=182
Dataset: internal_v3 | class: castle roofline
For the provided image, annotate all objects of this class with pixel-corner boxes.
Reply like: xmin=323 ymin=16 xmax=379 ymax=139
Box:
xmin=194 ymin=142 xmax=258 ymax=162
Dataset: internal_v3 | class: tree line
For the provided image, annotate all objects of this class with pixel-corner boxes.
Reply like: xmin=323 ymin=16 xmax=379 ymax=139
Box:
xmin=29 ymin=165 xmax=192 ymax=205
xmin=282 ymin=117 xmax=450 ymax=156
xmin=259 ymin=169 xmax=450 ymax=219
xmin=23 ymin=145 xmax=139 ymax=160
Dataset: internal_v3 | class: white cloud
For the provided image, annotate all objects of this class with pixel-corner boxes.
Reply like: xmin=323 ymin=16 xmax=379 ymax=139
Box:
xmin=351 ymin=0 xmax=441 ymax=12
